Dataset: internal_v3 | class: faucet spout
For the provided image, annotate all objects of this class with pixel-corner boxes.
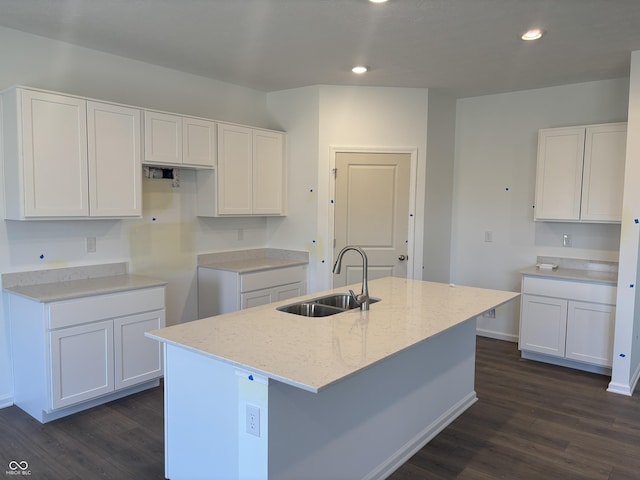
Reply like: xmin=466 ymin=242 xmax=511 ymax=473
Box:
xmin=333 ymin=246 xmax=370 ymax=310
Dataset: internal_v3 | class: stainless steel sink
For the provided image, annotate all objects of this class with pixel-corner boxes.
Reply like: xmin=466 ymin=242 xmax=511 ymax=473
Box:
xmin=277 ymin=293 xmax=380 ymax=317
xmin=277 ymin=302 xmax=344 ymax=317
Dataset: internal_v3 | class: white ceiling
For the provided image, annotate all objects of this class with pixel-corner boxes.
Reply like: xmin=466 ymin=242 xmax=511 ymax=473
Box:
xmin=1 ymin=0 xmax=640 ymax=97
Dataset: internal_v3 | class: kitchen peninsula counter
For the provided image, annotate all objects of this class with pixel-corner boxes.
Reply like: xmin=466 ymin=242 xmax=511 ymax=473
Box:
xmin=148 ymin=277 xmax=518 ymax=480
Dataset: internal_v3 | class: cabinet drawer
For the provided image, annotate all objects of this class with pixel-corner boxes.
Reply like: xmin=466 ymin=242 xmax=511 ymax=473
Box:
xmin=240 ymin=265 xmax=306 ymax=293
xmin=48 ymin=287 xmax=165 ymax=329
xmin=522 ymin=276 xmax=616 ymax=305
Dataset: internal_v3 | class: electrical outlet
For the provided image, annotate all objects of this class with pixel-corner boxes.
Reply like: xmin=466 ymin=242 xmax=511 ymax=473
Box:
xmin=482 ymin=308 xmax=496 ymax=318
xmin=246 ymin=404 xmax=260 ymax=437
xmin=563 ymin=234 xmax=571 ymax=247
xmin=86 ymin=237 xmax=96 ymax=253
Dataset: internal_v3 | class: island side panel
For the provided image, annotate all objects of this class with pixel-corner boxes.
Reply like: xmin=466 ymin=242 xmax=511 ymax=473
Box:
xmin=164 ymin=344 xmax=241 ymax=480
xmin=267 ymin=318 xmax=478 ymax=480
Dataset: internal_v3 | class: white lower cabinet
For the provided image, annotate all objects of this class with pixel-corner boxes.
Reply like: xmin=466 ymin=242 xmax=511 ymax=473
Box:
xmin=519 ymin=275 xmax=616 ymax=371
xmin=7 ymin=286 xmax=165 ymax=423
xmin=240 ymin=282 xmax=307 ymax=310
xmin=50 ymin=319 xmax=114 ymax=410
xmin=520 ymin=294 xmax=568 ymax=358
xmin=198 ymin=264 xmax=306 ymax=317
xmin=565 ymin=300 xmax=616 ymax=366
xmin=114 ymin=311 xmax=165 ymax=389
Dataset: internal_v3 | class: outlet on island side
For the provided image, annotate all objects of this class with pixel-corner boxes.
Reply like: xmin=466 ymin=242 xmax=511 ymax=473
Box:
xmin=246 ymin=404 xmax=260 ymax=437
xmin=482 ymin=308 xmax=496 ymax=319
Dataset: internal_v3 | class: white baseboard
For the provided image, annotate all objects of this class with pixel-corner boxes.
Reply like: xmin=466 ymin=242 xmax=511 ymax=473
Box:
xmin=607 ymin=361 xmax=640 ymax=396
xmin=607 ymin=381 xmax=633 ymax=396
xmin=366 ymin=391 xmax=478 ymax=480
xmin=476 ymin=328 xmax=518 ymax=343
xmin=0 ymin=393 xmax=14 ymax=409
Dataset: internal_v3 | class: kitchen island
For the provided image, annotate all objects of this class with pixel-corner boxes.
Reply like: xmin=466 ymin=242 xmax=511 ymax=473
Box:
xmin=147 ymin=277 xmax=518 ymax=480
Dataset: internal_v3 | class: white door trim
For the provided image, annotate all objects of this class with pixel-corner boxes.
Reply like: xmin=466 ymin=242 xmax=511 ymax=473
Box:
xmin=328 ymin=146 xmax=419 ymax=288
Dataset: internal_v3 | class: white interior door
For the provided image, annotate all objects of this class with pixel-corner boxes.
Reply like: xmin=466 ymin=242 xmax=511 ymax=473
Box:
xmin=333 ymin=152 xmax=410 ymax=288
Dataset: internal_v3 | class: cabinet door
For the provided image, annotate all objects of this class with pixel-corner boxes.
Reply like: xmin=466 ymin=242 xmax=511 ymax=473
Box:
xmin=144 ymin=110 xmax=182 ymax=165
xmin=274 ymin=282 xmax=306 ymax=302
xmin=534 ymin=127 xmax=585 ymax=221
xmin=49 ymin=320 xmax=114 ymax=410
xmin=566 ymin=301 xmax=615 ymax=367
xmin=21 ymin=89 xmax=89 ymax=217
xmin=217 ymin=123 xmax=252 ymax=215
xmin=241 ymin=289 xmax=274 ymax=309
xmin=519 ymin=294 xmax=567 ymax=357
xmin=580 ymin=124 xmax=627 ymax=223
xmin=114 ymin=310 xmax=165 ymax=389
xmin=183 ymin=117 xmax=216 ymax=168
xmin=253 ymin=130 xmax=284 ymax=215
xmin=87 ymin=101 xmax=142 ymax=217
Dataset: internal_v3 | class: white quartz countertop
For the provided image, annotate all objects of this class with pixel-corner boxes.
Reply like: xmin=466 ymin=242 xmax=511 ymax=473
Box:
xmin=198 ymin=257 xmax=308 ymax=273
xmin=3 ymin=274 xmax=167 ymax=302
xmin=197 ymin=248 xmax=309 ymax=273
xmin=147 ymin=277 xmax=519 ymax=393
xmin=520 ymin=266 xmax=618 ymax=284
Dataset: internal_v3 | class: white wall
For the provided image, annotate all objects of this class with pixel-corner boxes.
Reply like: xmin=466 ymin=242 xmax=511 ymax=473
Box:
xmin=453 ymin=78 xmax=630 ymax=341
xmin=610 ymin=50 xmax=640 ymax=395
xmin=424 ymin=89 xmax=456 ymax=282
xmin=266 ymin=85 xmax=432 ymax=293
xmin=266 ymin=86 xmax=322 ymax=291
xmin=0 ymin=26 xmax=277 ymax=406
xmin=316 ymin=85 xmax=428 ymax=290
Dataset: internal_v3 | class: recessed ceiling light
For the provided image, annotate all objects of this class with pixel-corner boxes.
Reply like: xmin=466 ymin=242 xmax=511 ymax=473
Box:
xmin=521 ymin=29 xmax=544 ymax=41
xmin=352 ymin=66 xmax=368 ymax=74
xmin=369 ymin=0 xmax=388 ymax=3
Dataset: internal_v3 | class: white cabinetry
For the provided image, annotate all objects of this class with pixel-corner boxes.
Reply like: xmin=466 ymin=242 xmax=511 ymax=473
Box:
xmin=534 ymin=123 xmax=626 ymax=223
xmin=196 ymin=123 xmax=286 ymax=216
xmin=1 ymin=87 xmax=141 ymax=220
xmin=7 ymin=286 xmax=165 ymax=423
xmin=519 ymin=275 xmax=616 ymax=372
xmin=198 ymin=265 xmax=306 ymax=318
xmin=143 ymin=110 xmax=216 ymax=168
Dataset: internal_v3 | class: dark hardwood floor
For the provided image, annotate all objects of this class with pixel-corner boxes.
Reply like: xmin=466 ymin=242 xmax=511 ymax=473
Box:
xmin=1 ymin=337 xmax=639 ymax=479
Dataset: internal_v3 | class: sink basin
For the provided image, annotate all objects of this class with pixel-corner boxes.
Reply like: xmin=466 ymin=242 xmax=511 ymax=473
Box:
xmin=314 ymin=293 xmax=360 ymax=309
xmin=277 ymin=302 xmax=344 ymax=317
xmin=277 ymin=293 xmax=380 ymax=317
xmin=314 ymin=293 xmax=380 ymax=309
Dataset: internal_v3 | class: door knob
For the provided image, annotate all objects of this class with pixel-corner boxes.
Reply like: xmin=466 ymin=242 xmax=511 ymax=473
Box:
xmin=398 ymin=255 xmax=406 ymax=261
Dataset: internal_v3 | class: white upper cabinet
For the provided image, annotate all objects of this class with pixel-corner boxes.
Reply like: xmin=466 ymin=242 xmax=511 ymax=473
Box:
xmin=20 ymin=89 xmax=89 ymax=217
xmin=143 ymin=110 xmax=216 ymax=168
xmin=534 ymin=123 xmax=627 ymax=223
xmin=144 ymin=111 xmax=182 ymax=166
xmin=580 ymin=124 xmax=627 ymax=222
xmin=2 ymin=87 xmax=142 ymax=220
xmin=253 ymin=129 xmax=285 ymax=215
xmin=218 ymin=123 xmax=253 ymax=215
xmin=183 ymin=116 xmax=217 ymax=168
xmin=87 ymin=101 xmax=142 ymax=217
xmin=196 ymin=123 xmax=286 ymax=216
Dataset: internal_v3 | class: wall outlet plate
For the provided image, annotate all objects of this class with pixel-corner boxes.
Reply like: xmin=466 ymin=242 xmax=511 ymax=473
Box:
xmin=246 ymin=404 xmax=260 ymax=437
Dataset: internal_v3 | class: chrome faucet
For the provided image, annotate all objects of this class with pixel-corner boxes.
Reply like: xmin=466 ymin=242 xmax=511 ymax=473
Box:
xmin=332 ymin=245 xmax=370 ymax=311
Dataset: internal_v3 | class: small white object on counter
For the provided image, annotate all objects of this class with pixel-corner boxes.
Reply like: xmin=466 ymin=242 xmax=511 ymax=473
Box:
xmin=536 ymin=263 xmax=559 ymax=270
